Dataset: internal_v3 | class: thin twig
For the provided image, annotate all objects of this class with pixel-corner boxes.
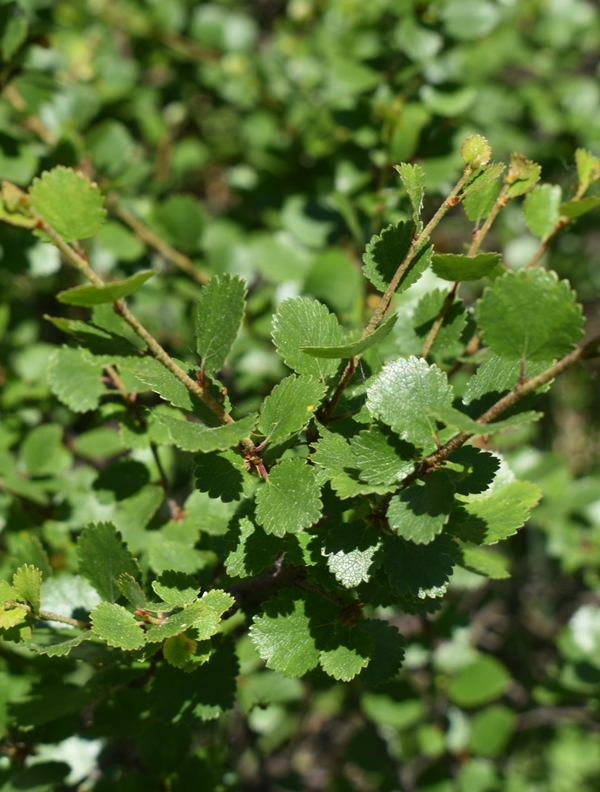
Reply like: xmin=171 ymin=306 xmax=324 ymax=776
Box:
xmin=420 ymin=282 xmax=458 ymax=359
xmin=5 ymin=601 xmax=89 ymax=630
xmin=467 ymin=182 xmax=510 ymax=256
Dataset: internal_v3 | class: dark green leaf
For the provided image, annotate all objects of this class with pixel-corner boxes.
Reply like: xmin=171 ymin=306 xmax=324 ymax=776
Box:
xmin=300 ymin=311 xmax=398 ymax=359
xmin=396 ymin=163 xmax=426 ymax=221
xmin=77 ymin=522 xmax=140 ymax=603
xmin=384 ymin=533 xmax=458 ymax=597
xmin=225 ymin=516 xmax=282 ymax=578
xmin=195 ymin=273 xmax=246 ymax=374
xmin=57 ymin=269 xmax=157 ymax=306
xmin=323 ymin=521 xmax=382 ymax=587
xmin=413 ymin=289 xmax=467 ymax=357
xmin=255 ymin=458 xmax=322 ymax=536
xmin=117 ymin=574 xmax=147 ymax=609
xmin=431 ymin=253 xmax=501 ymax=281
xmin=194 ymin=450 xmax=253 ymax=502
xmin=47 ymin=346 xmax=105 ymax=413
xmin=158 ymin=413 xmax=256 ymax=452
xmin=358 ymin=620 xmax=406 ymax=687
xmin=387 ymin=472 xmax=455 ymax=544
xmin=363 ymin=222 xmax=432 ymax=294
xmin=258 ymin=375 xmax=326 ymax=445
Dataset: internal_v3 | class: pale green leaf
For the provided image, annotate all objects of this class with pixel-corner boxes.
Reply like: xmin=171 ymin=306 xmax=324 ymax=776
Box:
xmin=22 ymin=423 xmax=71 ymax=477
xmin=300 ymin=311 xmax=398 ymax=359
xmin=451 ymin=474 xmax=541 ymax=545
xmin=77 ymin=522 xmax=140 ymax=603
xmin=350 ymin=426 xmax=415 ymax=486
xmin=145 ymin=599 xmax=221 ymax=643
xmin=47 ymin=346 xmax=105 ymax=413
xmin=29 ymin=166 xmax=106 ymax=242
xmin=575 ymin=148 xmax=600 ymax=190
xmin=258 ymin=375 xmax=326 ymax=446
xmin=558 ymin=196 xmax=600 ymax=219
xmin=195 ymin=273 xmax=246 ymax=373
xmin=384 ymin=533 xmax=458 ymax=597
xmin=201 ymin=589 xmax=234 ymax=616
xmin=152 ymin=571 xmax=200 ymax=608
xmin=461 ymin=162 xmax=506 ymax=197
xmin=476 ymin=269 xmax=584 ymax=360
xmin=323 ymin=521 xmax=382 ymax=588
xmin=117 ymin=574 xmax=146 ymax=609
xmin=367 ymin=356 xmax=454 ymax=452
xmin=431 ymin=253 xmax=501 ymax=282
xmin=56 ymin=269 xmax=157 ymax=306
xmin=387 ymin=472 xmax=454 ymax=544
xmin=12 ymin=565 xmax=42 ymax=613
xmin=448 ymin=656 xmax=511 ymax=707
xmin=523 ymin=184 xmax=562 ymax=238
xmin=255 ymin=458 xmax=322 ymax=537
xmin=460 ymin=544 xmax=510 ymax=579
xmin=157 ymin=412 xmax=256 ymax=452
xmin=90 ymin=601 xmax=145 ymax=650
xmin=463 ymin=179 xmax=501 ymax=223
xmin=319 ymin=626 xmax=374 ymax=682
xmin=396 ymin=163 xmax=426 ymax=221
xmin=28 ymin=631 xmax=93 ymax=657
xmin=272 ymin=297 xmax=345 ymax=379
xmin=0 ymin=606 xmax=28 ymax=630
xmin=363 ymin=221 xmax=432 ymax=293
xmin=505 ymin=154 xmax=541 ymax=198
xmin=358 ymin=620 xmax=406 ymax=687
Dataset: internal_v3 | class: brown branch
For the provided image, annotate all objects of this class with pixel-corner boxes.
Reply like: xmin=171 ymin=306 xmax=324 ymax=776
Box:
xmin=419 ymin=282 xmax=458 ymax=359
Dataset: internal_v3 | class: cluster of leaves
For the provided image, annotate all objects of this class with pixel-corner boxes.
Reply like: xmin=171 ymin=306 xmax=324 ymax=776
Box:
xmin=2 ymin=2 xmax=600 ymax=792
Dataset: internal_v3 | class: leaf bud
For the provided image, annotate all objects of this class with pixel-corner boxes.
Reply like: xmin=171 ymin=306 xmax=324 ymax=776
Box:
xmin=461 ymin=135 xmax=492 ymax=170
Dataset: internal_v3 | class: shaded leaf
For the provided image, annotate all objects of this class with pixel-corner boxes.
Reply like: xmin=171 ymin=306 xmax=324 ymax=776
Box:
xmin=152 ymin=571 xmax=200 ymax=608
xmin=323 ymin=521 xmax=382 ymax=587
xmin=363 ymin=221 xmax=432 ymax=294
xmin=144 ymin=600 xmax=221 ymax=643
xmin=384 ymin=533 xmax=459 ymax=597
xmin=57 ymin=269 xmax=157 ymax=306
xmin=194 ymin=450 xmax=253 ymax=502
xmin=431 ymin=253 xmax=501 ymax=282
xmin=358 ymin=620 xmax=406 ymax=687
xmin=117 ymin=574 xmax=146 ymax=609
xmin=413 ymin=289 xmax=467 ymax=356
xmin=387 ymin=472 xmax=454 ymax=544
xmin=163 ymin=634 xmax=198 ymax=670
xmin=225 ymin=516 xmax=283 ymax=579
xmin=77 ymin=522 xmax=140 ymax=603
xmin=28 ymin=631 xmax=94 ymax=657
xmin=195 ymin=273 xmax=246 ymax=374
xmin=319 ymin=626 xmax=373 ymax=682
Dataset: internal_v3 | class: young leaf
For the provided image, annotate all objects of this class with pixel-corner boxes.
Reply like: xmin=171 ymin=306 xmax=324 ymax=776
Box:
xmin=77 ymin=522 xmax=140 ymax=603
xmin=413 ymin=289 xmax=467 ymax=356
xmin=195 ymin=273 xmax=246 ymax=374
xmin=152 ymin=571 xmax=200 ymax=608
xmin=163 ymin=633 xmax=198 ymax=670
xmin=358 ymin=619 xmax=406 ymax=687
xmin=384 ymin=533 xmax=459 ymax=597
xmin=461 ymin=162 xmax=506 ymax=197
xmin=157 ymin=413 xmax=257 ymax=453
xmin=300 ymin=312 xmax=398 ymax=359
xmin=460 ymin=543 xmax=510 ymax=579
xmin=47 ymin=347 xmax=105 ymax=413
xmin=90 ymin=602 xmax=145 ymax=650
xmin=322 ymin=521 xmax=382 ymax=588
xmin=387 ymin=472 xmax=455 ymax=544
xmin=363 ymin=222 xmax=432 ymax=294
xmin=56 ymin=269 xmax=157 ymax=307
xmin=575 ymin=148 xmax=600 ymax=191
xmin=250 ymin=588 xmax=336 ymax=677
xmin=431 ymin=253 xmax=501 ymax=282
xmin=319 ymin=625 xmax=374 ymax=682
xmin=201 ymin=589 xmax=234 ymax=616
xmin=396 ymin=163 xmax=426 ymax=221
xmin=117 ymin=574 xmax=147 ymax=609
xmin=258 ymin=375 xmax=326 ymax=446
xmin=463 ymin=179 xmax=501 ymax=223
xmin=28 ymin=166 xmax=106 ymax=242
xmin=194 ymin=450 xmax=253 ymax=502
xmin=558 ymin=196 xmax=600 ymax=219
xmin=367 ymin=356 xmax=454 ymax=452
xmin=476 ymin=269 xmax=584 ymax=360
xmin=272 ymin=297 xmax=345 ymax=379
xmin=523 ymin=184 xmax=561 ymax=238
xmin=29 ymin=632 xmax=93 ymax=658
xmin=12 ymin=565 xmax=42 ymax=613
xmin=144 ymin=600 xmax=221 ymax=643
xmin=255 ymin=458 xmax=322 ymax=537
xmin=350 ymin=426 xmax=415 ymax=486
xmin=450 ymin=474 xmax=541 ymax=545
xmin=225 ymin=516 xmax=282 ymax=578
xmin=505 ymin=154 xmax=541 ymax=197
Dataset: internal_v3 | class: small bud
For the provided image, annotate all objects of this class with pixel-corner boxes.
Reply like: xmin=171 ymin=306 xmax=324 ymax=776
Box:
xmin=461 ymin=135 xmax=492 ymax=170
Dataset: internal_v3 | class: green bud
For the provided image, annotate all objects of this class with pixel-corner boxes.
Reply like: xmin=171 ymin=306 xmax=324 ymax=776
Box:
xmin=461 ymin=135 xmax=492 ymax=169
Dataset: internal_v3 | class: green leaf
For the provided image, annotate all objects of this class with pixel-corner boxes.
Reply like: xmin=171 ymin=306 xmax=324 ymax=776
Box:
xmin=77 ymin=522 xmax=140 ymax=603
xmin=152 ymin=571 xmax=200 ymax=608
xmin=384 ymin=533 xmax=458 ymax=597
xmin=300 ymin=311 xmax=398 ymax=359
xmin=462 ymin=162 xmax=506 ymax=197
xmin=358 ymin=619 xmax=406 ymax=687
xmin=396 ymin=163 xmax=426 ymax=221
xmin=21 ymin=423 xmax=71 ymax=477
xmin=201 ymin=589 xmax=234 ymax=616
xmin=558 ymin=196 xmax=600 ymax=219
xmin=258 ymin=375 xmax=326 ymax=446
xmin=163 ymin=633 xmax=199 ymax=670
xmin=523 ymin=184 xmax=562 ymax=238
xmin=157 ymin=412 xmax=256 ymax=453
xmin=476 ymin=269 xmax=584 ymax=360
xmin=194 ymin=449 xmax=253 ymax=502
xmin=446 ymin=446 xmax=500 ymax=495
xmin=56 ymin=269 xmax=157 ymax=306
xmin=0 ymin=605 xmax=28 ymax=631
xmin=413 ymin=289 xmax=467 ymax=357
xmin=463 ymin=179 xmax=501 ymax=223
xmin=12 ymin=565 xmax=42 ymax=613
xmin=459 ymin=544 xmax=510 ymax=579
xmin=575 ymin=148 xmax=600 ymax=191
xmin=144 ymin=599 xmax=221 ymax=643
xmin=272 ymin=297 xmax=345 ymax=380
xmin=90 ymin=601 xmax=145 ymax=650
xmin=255 ymin=458 xmax=322 ymax=537
xmin=363 ymin=222 xmax=432 ymax=294
xmin=469 ymin=705 xmax=517 ymax=757
xmin=505 ymin=153 xmax=541 ymax=198
xmin=323 ymin=521 xmax=382 ymax=588
xmin=450 ymin=473 xmax=541 ymax=545
xmin=430 ymin=405 xmax=542 ymax=435
xmin=367 ymin=356 xmax=454 ymax=452
xmin=463 ymin=354 xmax=551 ymax=408
xmin=350 ymin=426 xmax=415 ymax=486
xmin=28 ymin=631 xmax=93 ymax=658
xmin=29 ymin=166 xmax=106 ymax=242
xmin=47 ymin=346 xmax=105 ymax=413
xmin=431 ymin=253 xmax=501 ymax=282
xmin=319 ymin=625 xmax=373 ymax=682
xmin=448 ymin=656 xmax=511 ymax=707
xmin=195 ymin=273 xmax=246 ymax=373
xmin=225 ymin=516 xmax=282 ymax=578
xmin=387 ymin=472 xmax=455 ymax=544
xmin=117 ymin=574 xmax=147 ymax=609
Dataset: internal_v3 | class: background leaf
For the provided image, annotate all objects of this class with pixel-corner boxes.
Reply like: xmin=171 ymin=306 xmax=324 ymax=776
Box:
xmin=195 ymin=274 xmax=246 ymax=374
xmin=57 ymin=270 xmax=157 ymax=306
xmin=77 ymin=522 xmax=140 ymax=603
xmin=29 ymin=167 xmax=106 ymax=241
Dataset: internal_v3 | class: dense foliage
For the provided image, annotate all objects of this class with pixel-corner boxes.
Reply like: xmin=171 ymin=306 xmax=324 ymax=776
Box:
xmin=2 ymin=2 xmax=600 ymax=791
